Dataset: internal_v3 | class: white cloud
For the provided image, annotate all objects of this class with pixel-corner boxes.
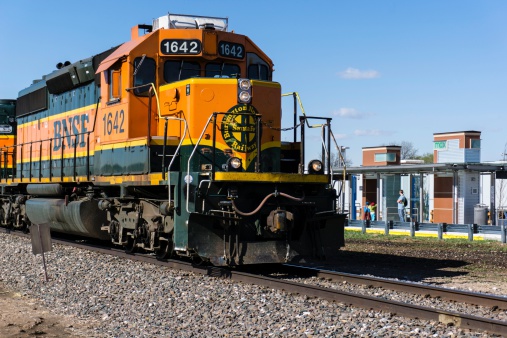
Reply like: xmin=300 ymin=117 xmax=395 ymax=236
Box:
xmin=333 ymin=108 xmax=369 ymax=119
xmin=338 ymin=67 xmax=380 ymax=79
xmin=353 ymin=129 xmax=395 ymax=137
xmin=332 ymin=133 xmax=347 ymax=139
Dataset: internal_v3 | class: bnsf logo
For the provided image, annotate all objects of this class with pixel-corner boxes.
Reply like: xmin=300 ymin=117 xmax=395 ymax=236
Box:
xmin=221 ymin=104 xmax=260 ymax=153
xmin=53 ymin=113 xmax=89 ymax=151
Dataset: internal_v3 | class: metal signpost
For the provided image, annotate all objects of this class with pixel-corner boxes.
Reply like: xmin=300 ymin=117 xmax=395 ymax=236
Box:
xmin=30 ymin=224 xmax=52 ymax=282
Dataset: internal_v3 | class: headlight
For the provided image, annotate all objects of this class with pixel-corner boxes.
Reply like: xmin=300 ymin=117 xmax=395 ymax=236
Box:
xmin=238 ymin=78 xmax=252 ymax=103
xmin=308 ymin=159 xmax=323 ymax=174
xmin=227 ymin=157 xmax=243 ymax=171
xmin=238 ymin=91 xmax=251 ymax=103
xmin=238 ymin=78 xmax=251 ymax=90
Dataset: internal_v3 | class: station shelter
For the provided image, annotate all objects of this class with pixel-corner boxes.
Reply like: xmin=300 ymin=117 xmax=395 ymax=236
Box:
xmin=340 ymin=131 xmax=507 ymax=225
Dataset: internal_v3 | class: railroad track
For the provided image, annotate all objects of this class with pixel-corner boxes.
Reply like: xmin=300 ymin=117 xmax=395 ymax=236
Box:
xmin=8 ymin=230 xmax=507 ymax=336
xmin=278 ymin=264 xmax=507 ymax=310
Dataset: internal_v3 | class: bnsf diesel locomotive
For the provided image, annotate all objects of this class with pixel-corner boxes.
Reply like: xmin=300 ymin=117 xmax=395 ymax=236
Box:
xmin=0 ymin=13 xmax=345 ymax=265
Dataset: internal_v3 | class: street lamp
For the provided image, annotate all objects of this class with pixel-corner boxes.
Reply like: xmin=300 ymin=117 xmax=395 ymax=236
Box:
xmin=340 ymin=146 xmax=349 ymax=167
xmin=337 ymin=146 xmax=350 ymax=214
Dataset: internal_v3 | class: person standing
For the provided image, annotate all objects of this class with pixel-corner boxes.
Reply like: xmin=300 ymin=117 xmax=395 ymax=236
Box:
xmin=370 ymin=202 xmax=377 ymax=221
xmin=363 ymin=202 xmax=371 ymax=221
xmin=396 ymin=190 xmax=407 ymax=222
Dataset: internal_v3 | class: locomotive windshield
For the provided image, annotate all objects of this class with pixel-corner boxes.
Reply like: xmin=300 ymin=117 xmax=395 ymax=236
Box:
xmin=164 ymin=60 xmax=200 ymax=82
xmin=163 ymin=60 xmax=240 ymax=82
xmin=205 ymin=63 xmax=240 ymax=78
xmin=162 ymin=53 xmax=271 ymax=84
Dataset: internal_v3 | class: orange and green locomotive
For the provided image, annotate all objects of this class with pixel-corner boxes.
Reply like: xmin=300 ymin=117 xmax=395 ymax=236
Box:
xmin=1 ymin=13 xmax=345 ymax=265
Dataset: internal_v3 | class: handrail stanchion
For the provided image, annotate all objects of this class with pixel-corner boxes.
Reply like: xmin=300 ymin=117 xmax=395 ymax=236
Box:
xmin=161 ymin=118 xmax=168 ymax=176
xmin=49 ymin=139 xmax=53 ymax=181
xmin=60 ymin=137 xmax=64 ymax=180
xmin=212 ymin=114 xmax=217 ymax=177
xmin=19 ymin=144 xmax=23 ymax=181
xmin=299 ymin=116 xmax=305 ymax=174
xmin=2 ymin=150 xmax=5 ymax=180
xmin=39 ymin=141 xmax=43 ymax=180
xmin=255 ymin=115 xmax=261 ymax=173
xmin=73 ymin=135 xmax=78 ymax=181
xmin=29 ymin=142 xmax=33 ymax=182
xmin=11 ymin=146 xmax=16 ymax=183
xmin=86 ymin=133 xmax=90 ymax=181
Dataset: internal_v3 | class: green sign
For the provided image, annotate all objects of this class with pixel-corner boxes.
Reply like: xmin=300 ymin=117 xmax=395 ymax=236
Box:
xmin=434 ymin=141 xmax=447 ymax=150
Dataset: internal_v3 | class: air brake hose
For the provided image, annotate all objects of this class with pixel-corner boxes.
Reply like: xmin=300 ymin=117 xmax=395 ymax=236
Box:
xmin=231 ymin=192 xmax=304 ymax=217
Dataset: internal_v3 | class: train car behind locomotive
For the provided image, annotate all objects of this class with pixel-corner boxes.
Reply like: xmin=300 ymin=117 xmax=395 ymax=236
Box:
xmin=0 ymin=99 xmax=16 ymax=180
xmin=1 ymin=13 xmax=345 ymax=265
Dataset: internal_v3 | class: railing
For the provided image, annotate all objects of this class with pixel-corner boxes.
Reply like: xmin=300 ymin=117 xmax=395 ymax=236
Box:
xmin=0 ymin=131 xmax=93 ymax=183
xmin=346 ymin=219 xmax=507 ymax=243
xmin=0 ymin=148 xmax=14 ymax=179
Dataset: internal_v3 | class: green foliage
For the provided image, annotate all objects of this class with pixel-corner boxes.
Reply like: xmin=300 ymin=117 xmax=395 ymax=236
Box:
xmin=415 ymin=152 xmax=434 ymax=163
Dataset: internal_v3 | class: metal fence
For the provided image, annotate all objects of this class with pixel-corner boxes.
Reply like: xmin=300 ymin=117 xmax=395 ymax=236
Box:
xmin=346 ymin=219 xmax=507 ymax=243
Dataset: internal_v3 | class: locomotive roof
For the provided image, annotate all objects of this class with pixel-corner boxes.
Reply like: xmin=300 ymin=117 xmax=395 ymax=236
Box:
xmin=95 ymin=35 xmax=149 ymax=74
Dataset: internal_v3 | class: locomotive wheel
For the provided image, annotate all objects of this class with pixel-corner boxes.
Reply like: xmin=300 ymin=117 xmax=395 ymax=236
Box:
xmin=125 ymin=235 xmax=137 ymax=254
xmin=21 ymin=221 xmax=30 ymax=234
xmin=156 ymin=239 xmax=173 ymax=260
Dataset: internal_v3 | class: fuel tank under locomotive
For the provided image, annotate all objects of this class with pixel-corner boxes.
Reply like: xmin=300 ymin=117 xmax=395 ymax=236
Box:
xmin=25 ymin=197 xmax=110 ymax=240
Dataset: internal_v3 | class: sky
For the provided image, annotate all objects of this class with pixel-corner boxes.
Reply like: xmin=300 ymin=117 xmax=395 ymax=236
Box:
xmin=1 ymin=1 xmax=506 ymax=166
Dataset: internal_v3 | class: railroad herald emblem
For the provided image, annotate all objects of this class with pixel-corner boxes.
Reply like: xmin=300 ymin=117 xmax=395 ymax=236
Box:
xmin=221 ymin=104 xmax=260 ymax=153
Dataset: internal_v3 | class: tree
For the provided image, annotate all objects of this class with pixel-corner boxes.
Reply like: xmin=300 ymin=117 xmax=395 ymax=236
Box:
xmin=400 ymin=141 xmax=418 ymax=160
xmin=385 ymin=141 xmax=419 ymax=160
xmin=415 ymin=152 xmax=434 ymax=163
xmin=330 ymin=151 xmax=353 ymax=168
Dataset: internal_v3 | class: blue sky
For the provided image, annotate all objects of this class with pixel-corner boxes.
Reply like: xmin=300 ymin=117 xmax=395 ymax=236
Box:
xmin=1 ymin=1 xmax=506 ymax=166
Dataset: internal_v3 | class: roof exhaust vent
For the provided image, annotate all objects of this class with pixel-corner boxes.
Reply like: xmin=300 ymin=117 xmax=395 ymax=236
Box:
xmin=199 ymin=22 xmax=215 ymax=30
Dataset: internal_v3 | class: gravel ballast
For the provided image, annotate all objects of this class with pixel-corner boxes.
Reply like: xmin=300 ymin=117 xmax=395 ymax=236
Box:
xmin=0 ymin=233 xmax=503 ymax=337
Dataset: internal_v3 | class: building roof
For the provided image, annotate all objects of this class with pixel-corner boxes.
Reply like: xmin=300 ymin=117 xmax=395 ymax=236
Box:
xmin=338 ymin=162 xmax=507 ymax=176
xmin=433 ymin=130 xmax=481 ymax=136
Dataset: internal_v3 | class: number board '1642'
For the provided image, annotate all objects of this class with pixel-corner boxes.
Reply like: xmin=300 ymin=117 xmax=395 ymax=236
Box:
xmin=218 ymin=41 xmax=244 ymax=59
xmin=161 ymin=39 xmax=202 ymax=55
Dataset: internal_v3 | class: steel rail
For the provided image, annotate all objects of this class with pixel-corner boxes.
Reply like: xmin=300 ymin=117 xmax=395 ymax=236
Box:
xmin=282 ymin=264 xmax=507 ymax=310
xmin=228 ymin=270 xmax=507 ymax=336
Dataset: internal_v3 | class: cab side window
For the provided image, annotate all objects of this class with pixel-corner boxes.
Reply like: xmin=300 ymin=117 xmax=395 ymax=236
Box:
xmin=133 ymin=57 xmax=156 ymax=96
xmin=246 ymin=53 xmax=271 ymax=81
xmin=108 ymin=67 xmax=122 ymax=103
xmin=248 ymin=64 xmax=269 ymax=80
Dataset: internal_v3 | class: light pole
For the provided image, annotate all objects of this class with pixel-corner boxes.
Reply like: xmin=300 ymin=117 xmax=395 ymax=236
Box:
xmin=499 ymin=146 xmax=507 ymax=222
xmin=340 ymin=146 xmax=349 ymax=167
xmin=339 ymin=146 xmax=350 ymax=213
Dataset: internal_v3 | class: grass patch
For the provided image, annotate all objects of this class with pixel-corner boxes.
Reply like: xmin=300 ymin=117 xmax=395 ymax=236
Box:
xmin=344 ymin=229 xmax=507 ymax=252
